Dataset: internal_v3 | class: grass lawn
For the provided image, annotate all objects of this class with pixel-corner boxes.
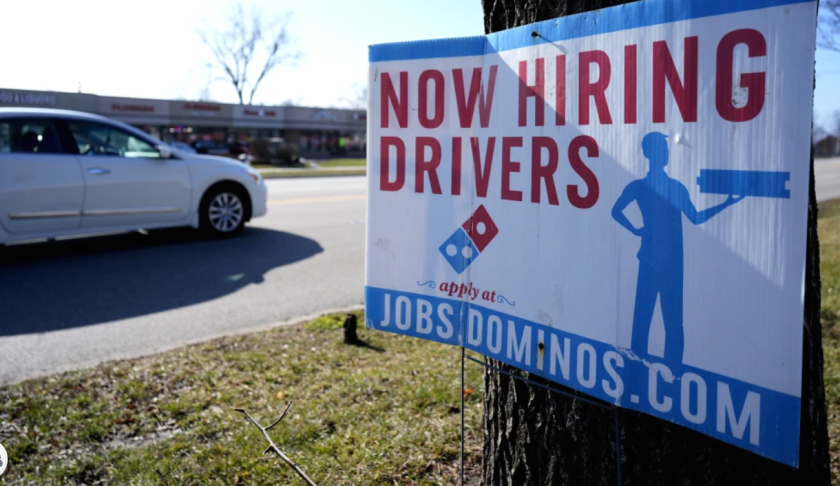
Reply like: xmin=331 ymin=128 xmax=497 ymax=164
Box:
xmin=316 ymin=158 xmax=367 ymax=168
xmin=816 ymin=199 xmax=840 ymax=482
xmin=252 ymin=159 xmax=367 ymax=171
xmin=0 ymin=313 xmax=483 ymax=485
xmin=251 ymin=159 xmax=366 ymax=177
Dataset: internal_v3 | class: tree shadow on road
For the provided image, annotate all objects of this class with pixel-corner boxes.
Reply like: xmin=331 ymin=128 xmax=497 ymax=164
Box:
xmin=0 ymin=227 xmax=323 ymax=336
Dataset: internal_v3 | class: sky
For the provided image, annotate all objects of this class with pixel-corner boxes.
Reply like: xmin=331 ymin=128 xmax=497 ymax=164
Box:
xmin=0 ymin=0 xmax=838 ymax=128
xmin=0 ymin=0 xmax=484 ymax=107
xmin=815 ymin=47 xmax=840 ymax=131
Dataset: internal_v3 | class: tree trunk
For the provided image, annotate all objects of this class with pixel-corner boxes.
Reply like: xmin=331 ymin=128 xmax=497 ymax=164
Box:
xmin=479 ymin=1 xmax=830 ymax=484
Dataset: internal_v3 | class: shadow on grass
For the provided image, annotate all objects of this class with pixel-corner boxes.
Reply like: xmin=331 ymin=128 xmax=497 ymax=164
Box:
xmin=346 ymin=339 xmax=386 ymax=353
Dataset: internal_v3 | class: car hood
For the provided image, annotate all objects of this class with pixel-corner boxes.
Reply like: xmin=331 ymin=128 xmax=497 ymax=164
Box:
xmin=179 ymin=153 xmax=259 ymax=179
xmin=182 ymin=153 xmax=243 ymax=166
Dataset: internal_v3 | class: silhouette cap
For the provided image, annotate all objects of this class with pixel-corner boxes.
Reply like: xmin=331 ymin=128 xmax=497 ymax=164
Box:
xmin=641 ymin=132 xmax=670 ymax=163
xmin=642 ymin=132 xmax=669 ymax=153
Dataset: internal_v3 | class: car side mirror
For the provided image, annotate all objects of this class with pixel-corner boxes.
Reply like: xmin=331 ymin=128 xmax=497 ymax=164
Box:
xmin=157 ymin=144 xmax=173 ymax=160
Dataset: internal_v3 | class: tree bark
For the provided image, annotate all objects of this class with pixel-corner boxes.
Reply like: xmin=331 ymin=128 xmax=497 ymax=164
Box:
xmin=480 ymin=1 xmax=831 ymax=484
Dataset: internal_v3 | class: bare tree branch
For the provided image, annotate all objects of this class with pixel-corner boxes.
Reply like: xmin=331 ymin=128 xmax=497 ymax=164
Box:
xmin=235 ymin=404 xmax=318 ymax=486
xmin=198 ymin=2 xmax=299 ymax=104
xmin=248 ymin=16 xmax=301 ymax=105
xmin=265 ymin=400 xmax=293 ymax=431
xmin=819 ymin=0 xmax=840 ymax=52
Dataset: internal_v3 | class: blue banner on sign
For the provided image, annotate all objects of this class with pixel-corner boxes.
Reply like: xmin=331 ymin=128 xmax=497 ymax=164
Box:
xmin=365 ymin=286 xmax=801 ymax=467
xmin=368 ymin=0 xmax=813 ymax=62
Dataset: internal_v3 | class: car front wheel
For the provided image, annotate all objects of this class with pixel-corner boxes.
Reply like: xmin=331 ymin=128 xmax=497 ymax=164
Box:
xmin=201 ymin=187 xmax=247 ymax=237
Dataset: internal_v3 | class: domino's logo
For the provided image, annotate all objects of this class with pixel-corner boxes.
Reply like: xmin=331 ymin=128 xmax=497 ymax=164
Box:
xmin=439 ymin=205 xmax=499 ymax=274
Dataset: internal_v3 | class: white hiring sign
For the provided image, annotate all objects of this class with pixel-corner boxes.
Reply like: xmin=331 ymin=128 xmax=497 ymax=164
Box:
xmin=365 ymin=0 xmax=816 ymax=466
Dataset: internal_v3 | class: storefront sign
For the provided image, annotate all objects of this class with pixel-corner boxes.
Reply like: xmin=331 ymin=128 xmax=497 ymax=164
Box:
xmin=243 ymin=108 xmax=277 ymax=117
xmin=365 ymin=0 xmax=816 ymax=467
xmin=312 ymin=110 xmax=338 ymax=121
xmin=184 ymin=102 xmax=221 ymax=111
xmin=111 ymin=103 xmax=154 ymax=113
xmin=167 ymin=101 xmax=232 ymax=121
xmin=99 ymin=97 xmax=168 ymax=119
xmin=181 ymin=102 xmax=222 ymax=117
xmin=0 ymin=91 xmax=56 ymax=106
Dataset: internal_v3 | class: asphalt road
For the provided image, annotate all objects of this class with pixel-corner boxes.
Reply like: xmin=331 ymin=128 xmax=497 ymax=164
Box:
xmin=0 ymin=176 xmax=367 ymax=385
xmin=816 ymin=157 xmax=840 ymax=202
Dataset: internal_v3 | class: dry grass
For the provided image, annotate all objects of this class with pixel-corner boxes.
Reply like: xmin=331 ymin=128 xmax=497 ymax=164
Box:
xmin=0 ymin=312 xmax=483 ymax=485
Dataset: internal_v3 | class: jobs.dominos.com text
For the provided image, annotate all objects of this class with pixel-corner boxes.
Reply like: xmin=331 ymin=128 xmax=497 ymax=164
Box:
xmin=370 ymin=290 xmax=782 ymax=452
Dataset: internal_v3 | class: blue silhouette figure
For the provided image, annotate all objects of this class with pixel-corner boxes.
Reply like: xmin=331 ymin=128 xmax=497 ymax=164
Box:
xmin=612 ymin=132 xmax=742 ymax=366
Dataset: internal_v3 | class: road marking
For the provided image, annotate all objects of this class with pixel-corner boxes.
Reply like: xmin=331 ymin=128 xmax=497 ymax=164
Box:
xmin=268 ymin=194 xmax=367 ymax=205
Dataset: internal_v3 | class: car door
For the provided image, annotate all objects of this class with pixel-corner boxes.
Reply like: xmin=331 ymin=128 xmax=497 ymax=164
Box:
xmin=0 ymin=117 xmax=84 ymax=235
xmin=65 ymin=119 xmax=191 ymax=229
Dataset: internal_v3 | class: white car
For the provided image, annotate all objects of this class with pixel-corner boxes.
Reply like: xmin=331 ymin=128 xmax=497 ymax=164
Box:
xmin=0 ymin=108 xmax=267 ymax=245
xmin=168 ymin=141 xmax=197 ymax=154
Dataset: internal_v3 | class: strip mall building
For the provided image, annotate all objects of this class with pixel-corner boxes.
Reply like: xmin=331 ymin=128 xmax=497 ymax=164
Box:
xmin=0 ymin=88 xmax=367 ymax=157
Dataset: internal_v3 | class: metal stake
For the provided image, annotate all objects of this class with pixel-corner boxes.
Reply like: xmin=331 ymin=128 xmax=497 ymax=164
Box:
xmin=460 ymin=346 xmax=466 ymax=486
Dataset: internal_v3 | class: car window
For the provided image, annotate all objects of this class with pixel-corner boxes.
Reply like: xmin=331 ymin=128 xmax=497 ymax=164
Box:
xmin=67 ymin=121 xmax=160 ymax=158
xmin=0 ymin=119 xmax=64 ymax=154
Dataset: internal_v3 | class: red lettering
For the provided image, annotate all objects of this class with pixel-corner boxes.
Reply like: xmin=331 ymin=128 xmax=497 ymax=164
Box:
xmin=184 ymin=103 xmax=220 ymax=111
xmin=452 ymin=65 xmax=498 ymax=129
xmin=415 ymin=137 xmax=442 ymax=194
xmin=653 ymin=37 xmax=698 ymax=123
xmin=479 ymin=65 xmax=498 ymax=128
xmin=418 ymin=70 xmax=445 ymax=129
xmin=556 ymin=55 xmax=567 ymax=126
xmin=579 ymin=51 xmax=612 ymax=125
xmin=716 ymin=29 xmax=767 ymax=122
xmin=502 ymin=137 xmax=524 ymax=201
xmin=381 ymin=72 xmax=408 ymax=128
xmin=519 ymin=59 xmax=545 ymax=127
xmin=452 ymin=137 xmax=462 ymax=196
xmin=567 ymin=136 xmax=600 ymax=209
xmin=380 ymin=137 xmax=405 ymax=191
xmin=470 ymin=137 xmax=496 ymax=198
xmin=624 ymin=45 xmax=637 ymax=124
xmin=453 ymin=68 xmax=480 ymax=128
xmin=531 ymin=137 xmax=560 ymax=206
